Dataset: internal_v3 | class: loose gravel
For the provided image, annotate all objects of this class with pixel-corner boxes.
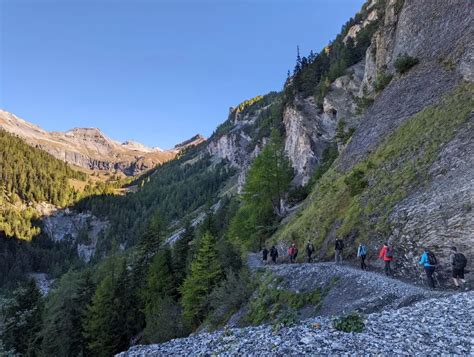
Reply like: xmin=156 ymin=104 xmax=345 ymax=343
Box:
xmin=119 ymin=292 xmax=473 ymax=356
xmin=118 ymin=256 xmax=472 ymax=356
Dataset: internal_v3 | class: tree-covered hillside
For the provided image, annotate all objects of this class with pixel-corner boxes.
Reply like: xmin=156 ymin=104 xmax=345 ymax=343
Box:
xmin=0 ymin=130 xmax=87 ymax=239
xmin=74 ymin=144 xmax=236 ymax=253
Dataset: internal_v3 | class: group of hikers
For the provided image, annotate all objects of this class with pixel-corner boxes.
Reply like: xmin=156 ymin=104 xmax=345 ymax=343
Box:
xmin=261 ymin=240 xmax=468 ymax=290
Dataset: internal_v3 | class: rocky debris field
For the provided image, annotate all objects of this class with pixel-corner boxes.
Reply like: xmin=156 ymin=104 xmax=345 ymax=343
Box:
xmin=119 ymin=291 xmax=473 ymax=356
xmin=119 ymin=259 xmax=472 ymax=356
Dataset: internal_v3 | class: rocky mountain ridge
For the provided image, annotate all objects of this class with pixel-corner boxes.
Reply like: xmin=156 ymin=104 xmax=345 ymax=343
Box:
xmin=0 ymin=109 xmax=205 ymax=176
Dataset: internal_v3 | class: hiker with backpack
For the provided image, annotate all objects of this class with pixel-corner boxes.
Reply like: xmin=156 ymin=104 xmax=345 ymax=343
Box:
xmin=357 ymin=242 xmax=368 ymax=270
xmin=450 ymin=246 xmax=467 ymax=289
xmin=288 ymin=243 xmax=298 ymax=263
xmin=334 ymin=238 xmax=344 ymax=263
xmin=270 ymin=245 xmax=279 ymax=264
xmin=379 ymin=243 xmax=393 ymax=276
xmin=262 ymin=246 xmax=269 ymax=263
xmin=306 ymin=241 xmax=315 ymax=263
xmin=418 ymin=248 xmax=437 ymax=288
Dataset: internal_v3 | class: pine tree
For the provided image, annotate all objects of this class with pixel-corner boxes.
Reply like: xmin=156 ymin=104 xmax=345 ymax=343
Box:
xmin=1 ymin=279 xmax=43 ymax=355
xmin=40 ymin=270 xmax=94 ymax=356
xmin=134 ymin=210 xmax=166 ymax=284
xmin=242 ymin=129 xmax=293 ymax=217
xmin=293 ymin=45 xmax=302 ymax=74
xmin=180 ymin=232 xmax=222 ymax=328
xmin=142 ymin=248 xmax=185 ymax=343
xmin=172 ymin=220 xmax=194 ymax=287
xmin=144 ymin=248 xmax=176 ymax=301
xmin=83 ymin=261 xmax=129 ymax=357
xmin=143 ymin=295 xmax=184 ymax=343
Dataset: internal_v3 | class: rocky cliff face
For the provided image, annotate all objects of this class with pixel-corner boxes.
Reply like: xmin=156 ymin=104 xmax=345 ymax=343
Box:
xmin=205 ymin=61 xmax=365 ymax=188
xmin=337 ymin=0 xmax=473 ymax=279
xmin=42 ymin=207 xmax=108 ymax=263
xmin=0 ymin=110 xmax=204 ymax=176
xmin=283 ymin=62 xmax=365 ymax=185
xmin=275 ymin=0 xmax=473 ymax=284
xmin=206 ymin=103 xmax=269 ymax=190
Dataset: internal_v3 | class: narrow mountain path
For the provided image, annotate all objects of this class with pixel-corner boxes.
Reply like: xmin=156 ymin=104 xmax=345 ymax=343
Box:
xmin=247 ymin=253 xmax=450 ymax=316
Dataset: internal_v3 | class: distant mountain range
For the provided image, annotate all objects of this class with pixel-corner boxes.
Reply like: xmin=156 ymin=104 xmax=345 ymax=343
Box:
xmin=0 ymin=109 xmax=205 ymax=175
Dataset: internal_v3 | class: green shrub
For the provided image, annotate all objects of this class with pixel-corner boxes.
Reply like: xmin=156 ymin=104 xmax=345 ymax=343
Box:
xmin=394 ymin=53 xmax=419 ymax=74
xmin=374 ymin=72 xmax=393 ymax=92
xmin=333 ymin=312 xmax=365 ymax=333
xmin=207 ymin=269 xmax=254 ymax=328
xmin=336 ymin=120 xmax=356 ymax=144
xmin=245 ymin=273 xmax=324 ymax=326
xmin=344 ymin=169 xmax=368 ymax=196
xmin=355 ymin=95 xmax=374 ymax=114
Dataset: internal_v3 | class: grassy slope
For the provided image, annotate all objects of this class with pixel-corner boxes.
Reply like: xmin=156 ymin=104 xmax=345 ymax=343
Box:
xmin=274 ymin=82 xmax=473 ymax=257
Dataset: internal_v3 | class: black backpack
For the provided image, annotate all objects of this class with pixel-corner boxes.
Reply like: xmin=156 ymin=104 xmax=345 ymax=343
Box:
xmin=453 ymin=253 xmax=467 ymax=269
xmin=335 ymin=240 xmax=344 ymax=250
xmin=427 ymin=251 xmax=437 ymax=266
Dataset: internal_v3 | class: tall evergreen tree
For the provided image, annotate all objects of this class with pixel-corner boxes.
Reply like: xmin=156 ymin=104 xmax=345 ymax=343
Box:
xmin=142 ymin=248 xmax=186 ymax=343
xmin=172 ymin=220 xmax=194 ymax=287
xmin=83 ymin=261 xmax=128 ymax=357
xmin=181 ymin=232 xmax=222 ymax=328
xmin=40 ymin=270 xmax=94 ymax=356
xmin=242 ymin=129 xmax=293 ymax=217
xmin=1 ymin=279 xmax=43 ymax=355
xmin=229 ymin=129 xmax=293 ymax=250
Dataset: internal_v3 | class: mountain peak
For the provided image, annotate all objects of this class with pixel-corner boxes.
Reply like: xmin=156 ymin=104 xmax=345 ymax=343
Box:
xmin=121 ymin=140 xmax=162 ymax=153
xmin=65 ymin=127 xmax=106 ymax=137
xmin=174 ymin=134 xmax=206 ymax=150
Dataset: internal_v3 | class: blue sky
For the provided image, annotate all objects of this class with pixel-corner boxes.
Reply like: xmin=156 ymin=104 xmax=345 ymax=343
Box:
xmin=1 ymin=0 xmax=364 ymax=149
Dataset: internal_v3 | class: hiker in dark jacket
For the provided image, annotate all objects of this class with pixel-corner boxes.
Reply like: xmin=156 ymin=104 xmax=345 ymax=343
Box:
xmin=306 ymin=241 xmax=315 ymax=263
xmin=357 ymin=243 xmax=368 ymax=270
xmin=450 ymin=246 xmax=467 ymax=289
xmin=270 ymin=246 xmax=279 ymax=264
xmin=379 ymin=243 xmax=393 ymax=276
xmin=418 ymin=248 xmax=437 ymax=288
xmin=262 ymin=247 xmax=269 ymax=263
xmin=334 ymin=238 xmax=344 ymax=263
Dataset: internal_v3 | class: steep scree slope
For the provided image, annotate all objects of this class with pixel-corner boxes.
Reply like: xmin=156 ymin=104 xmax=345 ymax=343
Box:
xmin=119 ymin=259 xmax=472 ymax=356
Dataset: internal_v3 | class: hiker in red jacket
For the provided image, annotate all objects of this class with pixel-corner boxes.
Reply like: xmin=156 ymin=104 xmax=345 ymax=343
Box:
xmin=379 ymin=243 xmax=393 ymax=276
xmin=288 ymin=243 xmax=298 ymax=263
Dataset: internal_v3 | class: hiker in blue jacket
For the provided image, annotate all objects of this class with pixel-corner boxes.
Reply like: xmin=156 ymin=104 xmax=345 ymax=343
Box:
xmin=357 ymin=243 xmax=368 ymax=270
xmin=419 ymin=249 xmax=437 ymax=288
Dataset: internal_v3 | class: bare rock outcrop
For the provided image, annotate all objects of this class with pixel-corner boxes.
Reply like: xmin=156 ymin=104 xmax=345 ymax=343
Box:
xmin=42 ymin=208 xmax=108 ymax=262
xmin=284 ymin=62 xmax=365 ymax=185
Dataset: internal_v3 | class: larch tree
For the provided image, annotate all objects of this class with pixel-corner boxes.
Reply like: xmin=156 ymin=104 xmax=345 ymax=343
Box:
xmin=180 ymin=232 xmax=222 ymax=328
